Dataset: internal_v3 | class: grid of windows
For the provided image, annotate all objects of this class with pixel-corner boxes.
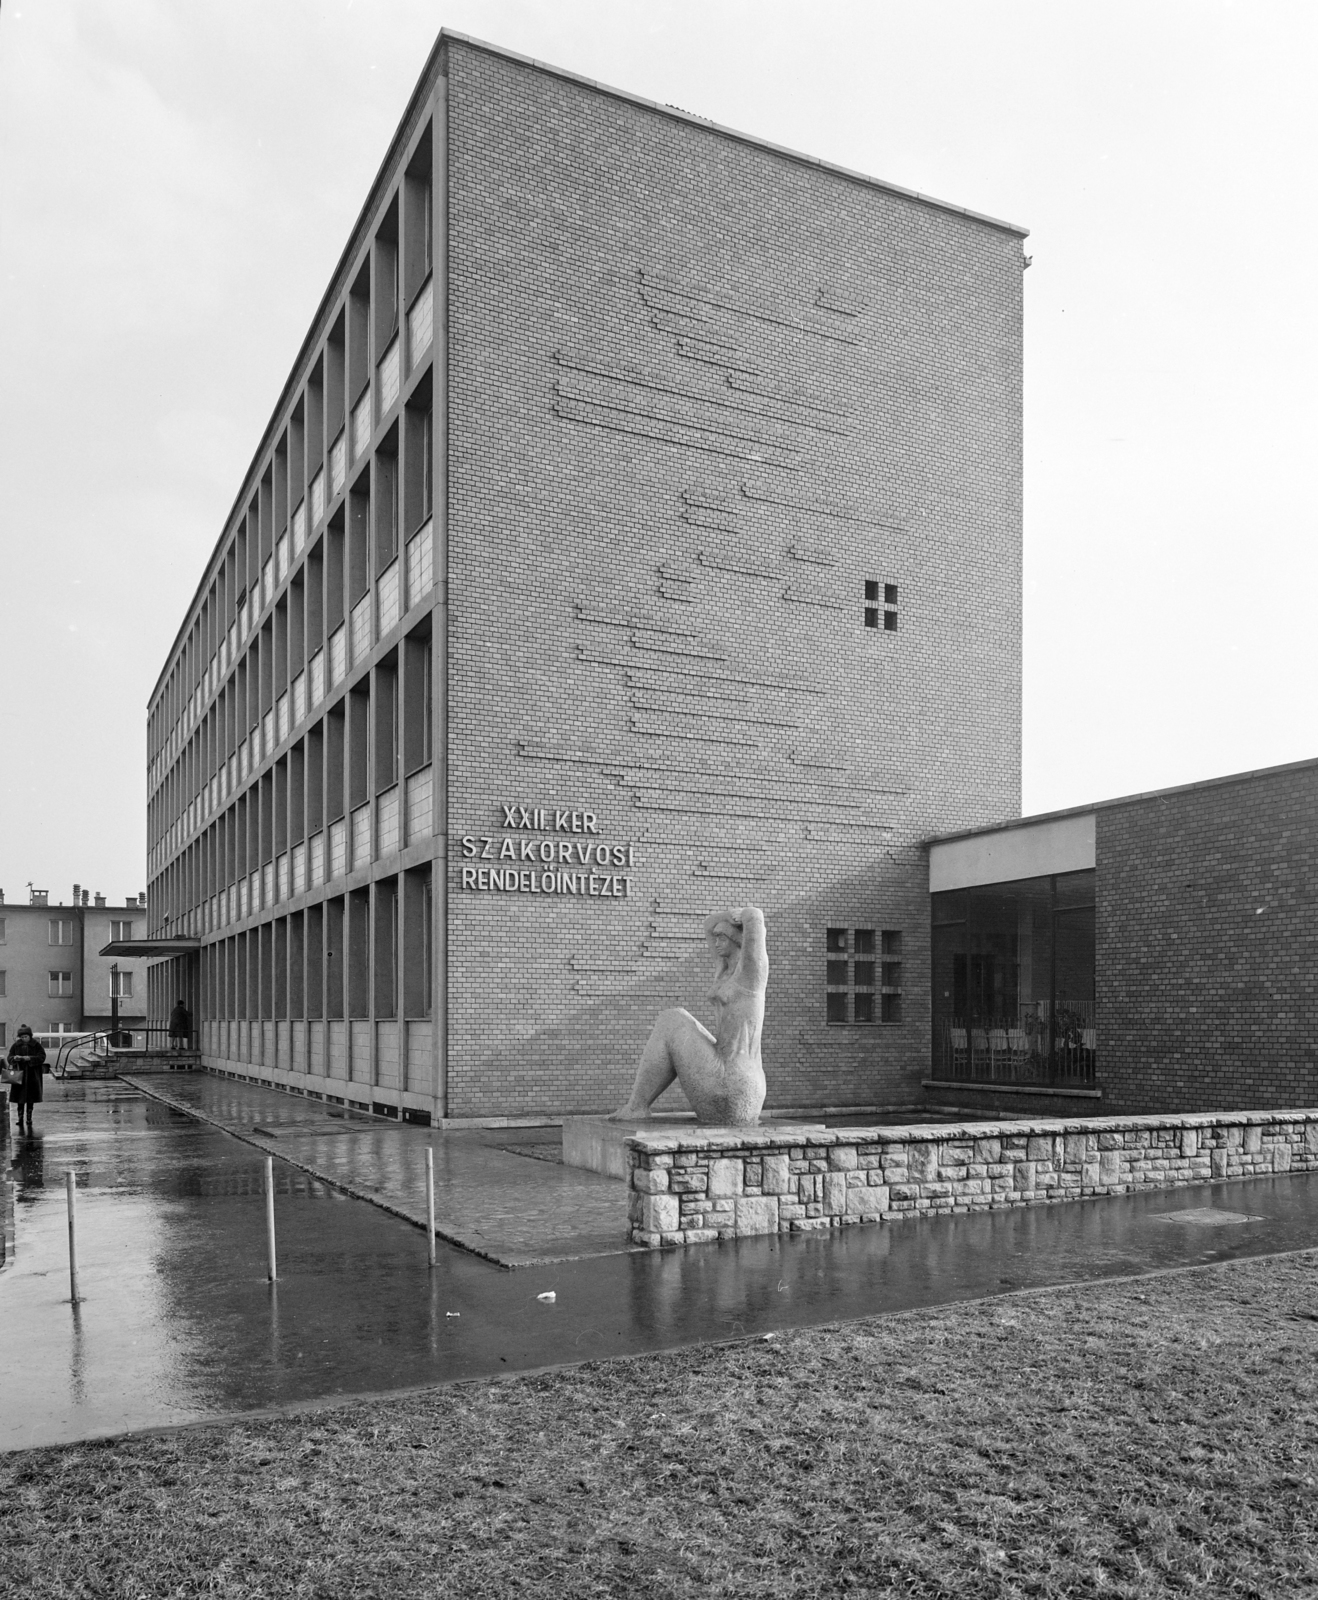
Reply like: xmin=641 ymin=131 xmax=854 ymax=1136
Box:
xmin=826 ymin=928 xmax=903 ymax=1023
xmin=143 ymin=110 xmax=439 ymax=1085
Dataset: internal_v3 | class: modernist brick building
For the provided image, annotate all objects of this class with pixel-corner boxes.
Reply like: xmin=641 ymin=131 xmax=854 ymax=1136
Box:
xmin=925 ymin=758 xmax=1318 ymax=1117
xmin=144 ymin=31 xmax=1028 ymax=1122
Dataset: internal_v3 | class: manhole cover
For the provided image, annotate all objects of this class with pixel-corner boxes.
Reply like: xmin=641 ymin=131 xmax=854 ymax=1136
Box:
xmin=1150 ymin=1207 xmax=1264 ymax=1227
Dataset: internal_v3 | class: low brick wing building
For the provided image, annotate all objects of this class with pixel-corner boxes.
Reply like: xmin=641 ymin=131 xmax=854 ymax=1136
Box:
xmin=926 ymin=757 xmax=1318 ymax=1117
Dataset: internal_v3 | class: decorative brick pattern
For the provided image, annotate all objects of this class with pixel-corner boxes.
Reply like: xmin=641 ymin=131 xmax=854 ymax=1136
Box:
xmin=626 ymin=1111 xmax=1318 ymax=1247
xmin=443 ymin=39 xmax=1025 ymax=1118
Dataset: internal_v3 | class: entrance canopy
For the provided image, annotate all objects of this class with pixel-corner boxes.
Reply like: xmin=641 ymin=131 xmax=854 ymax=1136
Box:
xmin=98 ymin=937 xmax=201 ymax=959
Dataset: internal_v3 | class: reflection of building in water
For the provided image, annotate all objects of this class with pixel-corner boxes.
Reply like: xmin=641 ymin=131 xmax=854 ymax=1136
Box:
xmin=143 ymin=31 xmax=1029 ymax=1123
xmin=926 ymin=758 xmax=1318 ymax=1117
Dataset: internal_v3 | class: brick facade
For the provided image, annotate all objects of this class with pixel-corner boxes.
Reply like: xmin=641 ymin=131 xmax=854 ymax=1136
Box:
xmin=443 ymin=39 xmax=1024 ymax=1117
xmin=1096 ymin=762 xmax=1318 ymax=1114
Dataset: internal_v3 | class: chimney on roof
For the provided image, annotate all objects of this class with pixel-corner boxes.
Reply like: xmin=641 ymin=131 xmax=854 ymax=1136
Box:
xmin=73 ymin=884 xmax=81 ymax=904
xmin=138 ymin=892 xmax=146 ymax=907
xmin=30 ymin=888 xmax=48 ymax=906
xmin=94 ymin=893 xmax=106 ymax=908
xmin=82 ymin=891 xmax=89 ymax=906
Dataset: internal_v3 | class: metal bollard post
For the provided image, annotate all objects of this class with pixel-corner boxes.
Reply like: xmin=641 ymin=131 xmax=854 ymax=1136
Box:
xmin=426 ymin=1146 xmax=436 ymax=1268
xmin=264 ymin=1155 xmax=278 ymax=1282
xmin=66 ymin=1170 xmax=81 ymax=1306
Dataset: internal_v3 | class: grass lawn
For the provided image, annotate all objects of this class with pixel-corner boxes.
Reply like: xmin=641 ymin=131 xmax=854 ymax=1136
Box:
xmin=3 ymin=1250 xmax=1317 ymax=1598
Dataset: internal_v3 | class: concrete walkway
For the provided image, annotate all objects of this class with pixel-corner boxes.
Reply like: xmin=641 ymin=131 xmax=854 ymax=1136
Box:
xmin=121 ymin=1072 xmax=634 ymax=1267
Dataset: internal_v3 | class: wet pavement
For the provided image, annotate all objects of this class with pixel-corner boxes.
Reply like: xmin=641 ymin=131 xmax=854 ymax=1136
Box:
xmin=5 ymin=1077 xmax=1318 ymax=1453
xmin=120 ymin=1073 xmax=632 ymax=1266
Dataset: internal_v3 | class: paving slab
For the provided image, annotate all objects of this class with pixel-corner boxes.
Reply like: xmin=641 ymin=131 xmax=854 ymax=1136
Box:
xmin=120 ymin=1073 xmax=635 ymax=1267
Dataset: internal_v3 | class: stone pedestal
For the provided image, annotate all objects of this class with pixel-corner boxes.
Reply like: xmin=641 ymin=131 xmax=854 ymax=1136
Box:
xmin=561 ymin=1114 xmax=826 ymax=1180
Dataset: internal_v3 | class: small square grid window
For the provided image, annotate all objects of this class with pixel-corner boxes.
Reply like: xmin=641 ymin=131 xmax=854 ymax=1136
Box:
xmin=864 ymin=581 xmax=899 ymax=632
xmin=827 ymin=928 xmax=902 ymax=1023
xmin=48 ymin=919 xmax=74 ymax=946
xmin=110 ymin=920 xmax=134 ymax=942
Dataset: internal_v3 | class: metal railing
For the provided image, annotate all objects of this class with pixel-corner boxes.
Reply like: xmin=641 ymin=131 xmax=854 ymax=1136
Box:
xmin=51 ymin=1032 xmax=111 ymax=1078
xmin=47 ymin=1029 xmax=200 ymax=1077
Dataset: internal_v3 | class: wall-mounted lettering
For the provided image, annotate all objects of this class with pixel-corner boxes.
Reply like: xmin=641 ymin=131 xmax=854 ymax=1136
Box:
xmin=460 ymin=867 xmax=634 ymax=898
xmin=459 ymin=806 xmax=640 ymax=896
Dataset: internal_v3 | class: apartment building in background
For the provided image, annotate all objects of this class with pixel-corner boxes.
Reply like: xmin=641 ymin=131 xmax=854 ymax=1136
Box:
xmin=0 ymin=887 xmax=149 ymax=1045
xmin=144 ymin=31 xmax=1028 ymax=1123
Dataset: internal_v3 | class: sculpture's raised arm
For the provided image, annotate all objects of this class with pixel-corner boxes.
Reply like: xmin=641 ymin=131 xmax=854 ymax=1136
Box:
xmin=733 ymin=906 xmax=768 ymax=991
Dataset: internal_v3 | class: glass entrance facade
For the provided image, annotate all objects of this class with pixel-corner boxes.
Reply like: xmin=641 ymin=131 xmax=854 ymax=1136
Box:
xmin=931 ymin=870 xmax=1095 ymax=1085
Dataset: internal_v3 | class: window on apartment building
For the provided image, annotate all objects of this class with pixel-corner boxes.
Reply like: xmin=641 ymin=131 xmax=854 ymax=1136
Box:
xmin=0 ymin=917 xmax=6 ymax=942
xmin=0 ymin=969 xmax=6 ymax=998
xmin=864 ymin=581 xmax=898 ymax=632
xmin=826 ymin=928 xmax=903 ymax=1023
xmin=110 ymin=971 xmax=134 ymax=999
xmin=0 ymin=1023 xmax=6 ymax=1048
xmin=110 ymin=920 xmax=134 ymax=942
xmin=48 ymin=971 xmax=74 ymax=998
xmin=48 ymin=919 xmax=75 ymax=945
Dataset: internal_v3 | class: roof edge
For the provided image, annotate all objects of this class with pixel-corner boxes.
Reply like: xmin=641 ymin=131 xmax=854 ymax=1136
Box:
xmin=443 ymin=29 xmax=1031 ymax=240
xmin=925 ymin=753 xmax=1318 ymax=849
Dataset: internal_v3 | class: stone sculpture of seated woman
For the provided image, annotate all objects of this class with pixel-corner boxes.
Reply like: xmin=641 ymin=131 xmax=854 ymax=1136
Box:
xmin=610 ymin=905 xmax=768 ymax=1126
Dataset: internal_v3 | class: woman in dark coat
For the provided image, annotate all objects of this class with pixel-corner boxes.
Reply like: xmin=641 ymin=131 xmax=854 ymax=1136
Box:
xmin=7 ymin=1024 xmax=47 ymax=1134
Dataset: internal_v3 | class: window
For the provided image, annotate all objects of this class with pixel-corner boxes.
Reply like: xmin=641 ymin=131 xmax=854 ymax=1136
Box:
xmin=880 ymin=930 xmax=904 ymax=1022
xmin=110 ymin=970 xmax=134 ymax=999
xmin=48 ymin=970 xmax=73 ymax=997
xmin=826 ymin=928 xmax=902 ymax=1023
xmin=0 ymin=969 xmax=6 ymax=997
xmin=352 ymin=387 xmax=372 ymax=461
xmin=48 ymin=919 xmax=75 ymax=945
xmin=110 ymin=920 xmax=134 ymax=942
xmin=0 ymin=916 xmax=6 ymax=942
xmin=330 ymin=430 xmax=347 ymax=496
xmin=864 ymin=581 xmax=898 ymax=632
xmin=0 ymin=1024 xmax=5 ymax=1047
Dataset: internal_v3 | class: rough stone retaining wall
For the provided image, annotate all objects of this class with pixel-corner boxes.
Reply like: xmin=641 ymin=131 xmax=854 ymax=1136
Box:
xmin=626 ymin=1110 xmax=1318 ymax=1248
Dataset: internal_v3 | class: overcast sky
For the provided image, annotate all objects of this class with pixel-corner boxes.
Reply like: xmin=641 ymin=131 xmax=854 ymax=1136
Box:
xmin=1 ymin=0 xmax=1314 ymax=905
